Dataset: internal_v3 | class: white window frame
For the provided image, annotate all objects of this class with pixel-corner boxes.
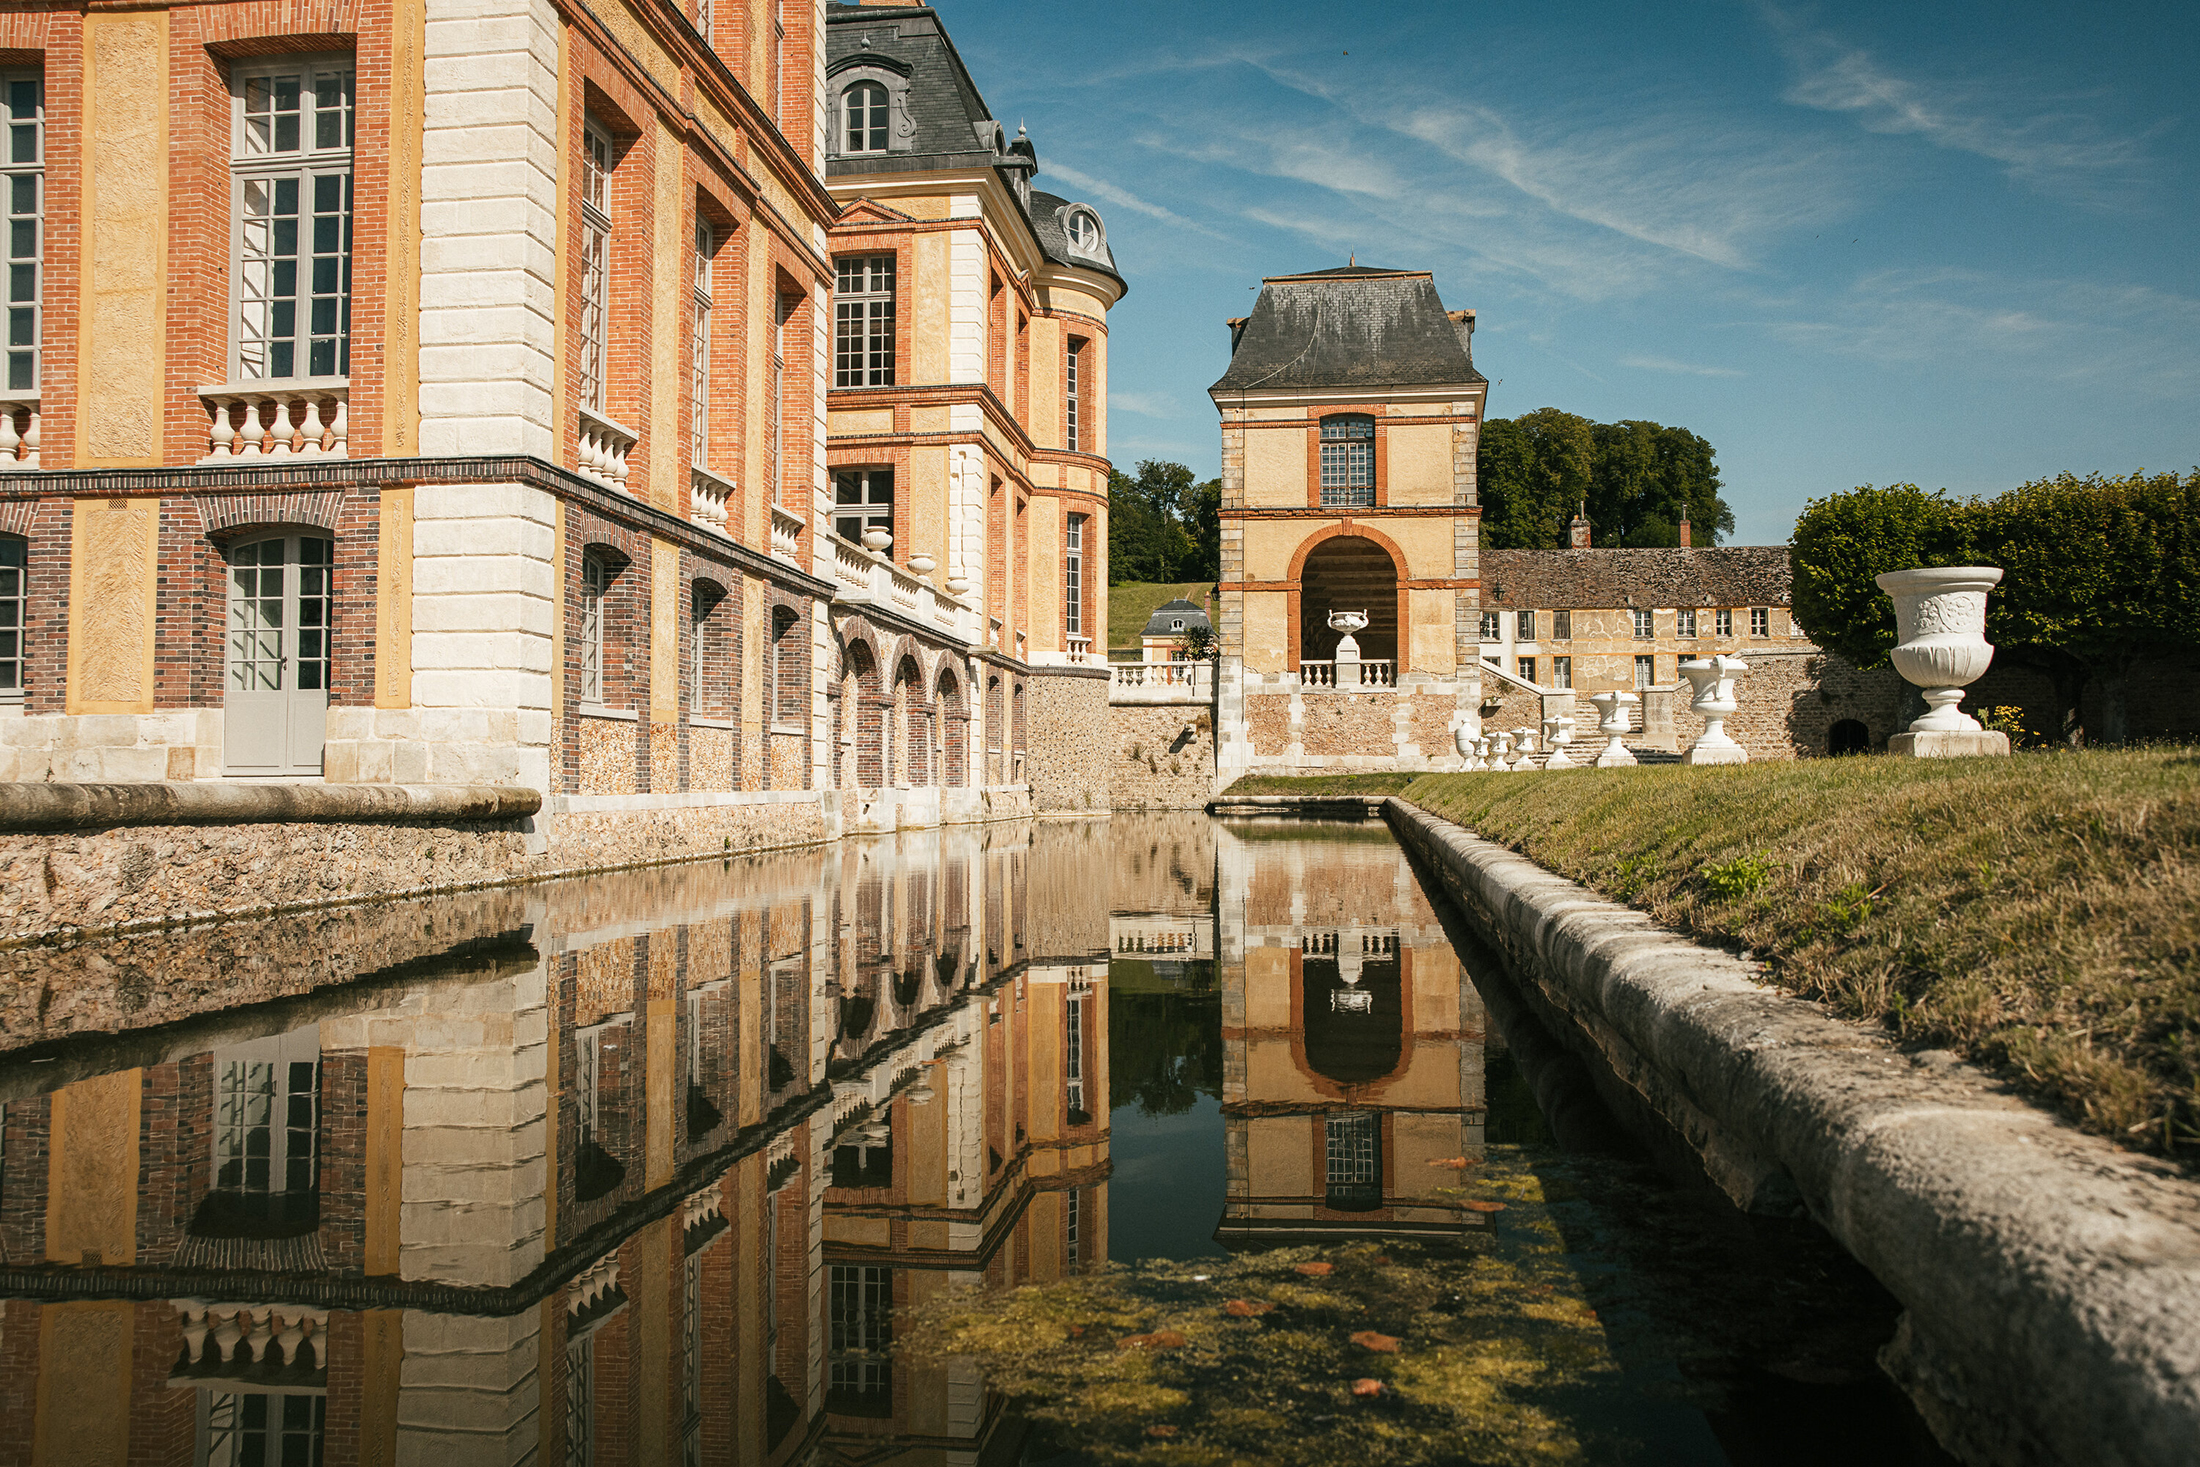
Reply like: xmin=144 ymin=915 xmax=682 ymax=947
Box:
xmin=1064 ymin=337 xmax=1082 ymax=451
xmin=229 ymin=56 xmax=355 ymax=383
xmin=1678 ymin=607 xmax=1697 ymax=638
xmin=1631 ymin=608 xmax=1653 ymax=640
xmin=1479 ymin=610 xmax=1499 ymax=642
xmin=0 ymin=535 xmax=22 ymax=707
xmin=833 ymin=468 xmax=893 ymax=545
xmin=2 ymin=72 xmax=41 ymax=396
xmin=1515 ymin=608 xmax=1535 ymax=640
xmin=580 ymin=554 xmax=609 ymax=705
xmin=1552 ymin=609 xmax=1571 ymax=640
xmin=691 ymin=215 xmax=712 ymax=467
xmin=1715 ymin=607 xmax=1733 ymax=639
xmin=1635 ymin=654 xmax=1654 ymax=689
xmin=1064 ymin=515 xmax=1084 ymax=638
xmin=841 ymin=81 xmax=888 ymax=154
xmin=580 ymin=118 xmax=614 ymax=413
xmin=1518 ymin=656 xmax=1535 ymax=683
xmin=209 ymin=1025 xmax=321 ymax=1221
xmin=1318 ymin=415 xmax=1375 ymax=507
xmin=834 ymin=255 xmax=895 ymax=388
xmin=201 ymin=1389 xmax=328 ymax=1467
xmin=1552 ymin=655 xmax=1571 ymax=690
xmin=770 ymin=291 xmax=793 ymax=506
xmin=1751 ymin=606 xmax=1770 ymax=638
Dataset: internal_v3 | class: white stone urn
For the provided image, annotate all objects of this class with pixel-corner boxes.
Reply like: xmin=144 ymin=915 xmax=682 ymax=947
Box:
xmin=861 ymin=527 xmax=893 ymax=554
xmin=1452 ymin=723 xmax=1476 ymax=767
xmin=1680 ymin=654 xmax=1750 ymax=765
xmin=1327 ymin=609 xmax=1367 ymax=686
xmin=944 ymin=575 xmax=972 ymax=598
xmin=1512 ymin=728 xmax=1539 ymax=768
xmin=1490 ymin=731 xmax=1514 ymax=771
xmin=1875 ymin=567 xmax=2003 ymax=733
xmin=1588 ymin=690 xmax=1639 ymax=768
xmin=1543 ymin=713 xmax=1578 ymax=769
xmin=907 ymin=553 xmax=937 ymax=578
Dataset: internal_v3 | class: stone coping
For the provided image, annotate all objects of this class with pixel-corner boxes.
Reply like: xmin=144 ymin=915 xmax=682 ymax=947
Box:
xmin=1207 ymin=793 xmax=1389 ymax=819
xmin=0 ymin=781 xmax=541 ymax=833
xmin=1385 ymin=798 xmax=2200 ymax=1467
xmin=548 ymin=788 xmax=830 ymax=815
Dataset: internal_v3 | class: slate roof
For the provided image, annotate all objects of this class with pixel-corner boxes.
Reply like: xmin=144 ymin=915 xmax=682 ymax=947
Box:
xmin=1141 ymin=599 xmax=1211 ymax=638
xmin=1478 ymin=548 xmax=1793 ymax=609
xmin=1210 ymin=268 xmax=1484 ymax=394
xmin=824 ymin=5 xmax=1123 ymax=289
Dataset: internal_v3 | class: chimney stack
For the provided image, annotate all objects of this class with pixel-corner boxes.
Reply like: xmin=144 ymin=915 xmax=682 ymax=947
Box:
xmin=1568 ymin=502 xmax=1591 ymax=550
xmin=1678 ymin=514 xmax=1692 ymax=549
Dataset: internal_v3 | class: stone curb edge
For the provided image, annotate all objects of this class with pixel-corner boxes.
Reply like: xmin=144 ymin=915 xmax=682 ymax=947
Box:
xmin=0 ymin=781 xmax=541 ymax=832
xmin=1383 ymin=796 xmax=2200 ymax=1467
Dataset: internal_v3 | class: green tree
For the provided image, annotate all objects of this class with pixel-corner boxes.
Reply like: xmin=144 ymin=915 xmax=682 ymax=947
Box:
xmin=1478 ymin=410 xmax=1733 ymax=548
xmin=1107 ymin=459 xmax=1217 ymax=584
xmin=1789 ymin=484 xmax=1974 ymax=670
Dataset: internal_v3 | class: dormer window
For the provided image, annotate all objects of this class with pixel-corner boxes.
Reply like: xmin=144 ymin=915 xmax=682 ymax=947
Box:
xmin=842 ymin=81 xmax=887 ymax=153
xmin=1171 ymin=619 xmax=1184 ymax=631
xmin=1066 ymin=210 xmax=1100 ymax=253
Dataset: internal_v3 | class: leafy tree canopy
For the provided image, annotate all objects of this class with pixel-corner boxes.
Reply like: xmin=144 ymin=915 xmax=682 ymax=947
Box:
xmin=1790 ymin=469 xmax=2200 ymax=743
xmin=1477 ymin=409 xmax=1735 ymax=549
xmin=1110 ymin=459 xmax=1221 ymax=585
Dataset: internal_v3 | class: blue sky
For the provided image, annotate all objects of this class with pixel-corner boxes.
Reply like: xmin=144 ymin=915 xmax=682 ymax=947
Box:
xmin=951 ymin=0 xmax=2200 ymax=545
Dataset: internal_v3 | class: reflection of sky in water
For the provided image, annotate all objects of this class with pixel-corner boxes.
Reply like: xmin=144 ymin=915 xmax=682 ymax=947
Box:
xmin=1107 ymin=1093 xmax=1227 ymax=1261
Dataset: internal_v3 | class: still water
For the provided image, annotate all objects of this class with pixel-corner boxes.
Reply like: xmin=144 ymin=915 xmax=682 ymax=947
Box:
xmin=0 ymin=815 xmax=1952 ymax=1464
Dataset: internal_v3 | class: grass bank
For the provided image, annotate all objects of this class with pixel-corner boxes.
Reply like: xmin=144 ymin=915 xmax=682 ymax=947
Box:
xmin=1108 ymin=581 xmax=1216 ymax=655
xmin=1226 ymin=751 xmax=2200 ymax=1163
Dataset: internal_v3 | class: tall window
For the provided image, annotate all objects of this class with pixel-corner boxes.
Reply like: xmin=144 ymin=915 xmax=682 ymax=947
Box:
xmin=1518 ymin=656 xmax=1535 ymax=683
xmin=833 ymin=469 xmax=892 ymax=544
xmin=841 ymin=82 xmax=887 ymax=153
xmin=1678 ymin=608 xmax=1697 ymax=638
xmin=1630 ymin=608 xmax=1653 ymax=640
xmin=580 ymin=555 xmax=608 ymax=704
xmin=1319 ymin=415 xmax=1375 ymax=507
xmin=692 ymin=0 xmax=711 ymax=44
xmin=1751 ymin=607 xmax=1770 ymax=638
xmin=580 ymin=120 xmax=613 ymax=412
xmin=834 ymin=255 xmax=895 ymax=387
xmin=0 ymin=537 xmax=21 ymax=706
xmin=1553 ymin=609 xmax=1571 ymax=640
xmin=691 ymin=217 xmax=712 ymax=466
xmin=1325 ymin=1111 xmax=1380 ymax=1210
xmin=1516 ymin=609 xmax=1535 ymax=640
xmin=1635 ymin=654 xmax=1654 ymax=689
xmin=565 ymin=1333 xmax=595 ymax=1467
xmin=1478 ymin=610 xmax=1499 ymax=641
xmin=3 ymin=75 xmax=41 ymax=394
xmin=1715 ymin=607 xmax=1733 ymax=638
xmin=205 ymin=1394 xmax=325 ymax=1467
xmin=1064 ymin=338 xmax=1084 ymax=451
xmin=204 ymin=1029 xmax=321 ymax=1237
xmin=1552 ymin=655 xmax=1572 ymax=690
xmin=770 ymin=291 xmax=793 ymax=505
xmin=1064 ymin=516 xmax=1084 ymax=638
xmin=232 ymin=60 xmax=354 ymax=380
xmin=828 ymin=1265 xmax=892 ymax=1414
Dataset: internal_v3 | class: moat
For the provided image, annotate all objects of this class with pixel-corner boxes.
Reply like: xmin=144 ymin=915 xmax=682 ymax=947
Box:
xmin=0 ymin=815 xmax=1954 ymax=1464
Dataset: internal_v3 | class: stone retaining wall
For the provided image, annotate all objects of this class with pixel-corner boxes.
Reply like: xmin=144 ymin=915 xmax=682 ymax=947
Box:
xmin=1025 ymin=667 xmax=1111 ymax=813
xmin=1109 ymin=704 xmax=1217 ymax=810
xmin=1388 ymin=798 xmax=2200 ymax=1467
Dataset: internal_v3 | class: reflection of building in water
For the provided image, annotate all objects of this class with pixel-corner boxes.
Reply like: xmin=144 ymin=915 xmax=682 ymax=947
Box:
xmin=1214 ymin=822 xmax=1487 ymax=1245
xmin=0 ymin=820 xmax=1108 ymax=1465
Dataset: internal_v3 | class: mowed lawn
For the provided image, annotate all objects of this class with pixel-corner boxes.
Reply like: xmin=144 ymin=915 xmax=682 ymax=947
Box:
xmin=1108 ymin=581 xmax=1217 ymax=655
xmin=1228 ymin=750 xmax=2200 ymax=1165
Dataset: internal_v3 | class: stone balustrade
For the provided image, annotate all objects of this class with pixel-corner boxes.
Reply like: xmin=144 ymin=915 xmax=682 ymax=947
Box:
xmin=576 ymin=404 xmax=637 ymax=490
xmin=568 ymin=1250 xmax=624 ymax=1317
xmin=1109 ymin=658 xmax=1214 ymax=705
xmin=826 ymin=532 xmax=982 ymax=644
xmin=689 ymin=467 xmax=734 ymax=535
xmin=1067 ymin=636 xmax=1093 ymax=664
xmin=1297 ymin=659 xmax=1394 ymax=689
xmin=199 ymin=380 xmax=350 ymax=462
xmin=173 ymin=1301 xmax=329 ymax=1370
xmin=0 ymin=393 xmax=39 ymax=469
xmin=770 ymin=502 xmax=803 ymax=564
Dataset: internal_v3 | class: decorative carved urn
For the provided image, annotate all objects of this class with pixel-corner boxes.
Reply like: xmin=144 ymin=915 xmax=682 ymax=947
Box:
xmin=1875 ymin=567 xmax=2003 ymax=733
xmin=1543 ymin=713 xmax=1577 ymax=769
xmin=907 ymin=553 xmax=937 ymax=578
xmin=1327 ymin=609 xmax=1368 ymax=687
xmin=1452 ymin=723 xmax=1477 ymax=767
xmin=861 ymin=527 xmax=893 ymax=554
xmin=944 ymin=575 xmax=972 ymax=598
xmin=1512 ymin=727 xmax=1539 ymax=769
xmin=1489 ymin=731 xmax=1514 ymax=771
xmin=1587 ymin=690 xmax=1639 ymax=768
xmin=1680 ymin=654 xmax=1750 ymax=765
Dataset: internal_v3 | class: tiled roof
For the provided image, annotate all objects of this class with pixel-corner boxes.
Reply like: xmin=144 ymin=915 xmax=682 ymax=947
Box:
xmin=1478 ymin=547 xmax=1793 ymax=609
xmin=1141 ymin=599 xmax=1211 ymax=637
xmin=1211 ymin=271 xmax=1483 ymax=393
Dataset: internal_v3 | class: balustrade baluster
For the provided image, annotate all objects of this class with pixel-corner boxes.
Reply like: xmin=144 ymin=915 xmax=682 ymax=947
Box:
xmin=297 ymin=396 xmax=326 ymax=457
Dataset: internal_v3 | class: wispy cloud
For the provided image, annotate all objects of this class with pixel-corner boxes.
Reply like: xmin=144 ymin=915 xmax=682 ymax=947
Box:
xmin=1109 ymin=390 xmax=1190 ymax=419
xmin=1621 ymin=354 xmax=1745 ymax=378
xmin=1041 ymin=161 xmax=1236 ymax=243
xmin=1759 ymin=3 xmax=2154 ymax=204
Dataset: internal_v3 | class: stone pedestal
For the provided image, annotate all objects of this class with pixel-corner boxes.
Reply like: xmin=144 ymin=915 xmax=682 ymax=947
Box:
xmin=1681 ymin=743 xmax=1748 ymax=766
xmin=1889 ymin=730 xmax=2011 ymax=759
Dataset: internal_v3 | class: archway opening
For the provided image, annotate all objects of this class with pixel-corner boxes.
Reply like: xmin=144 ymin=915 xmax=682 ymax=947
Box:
xmin=1828 ymin=718 xmax=1870 ymax=756
xmin=1298 ymin=536 xmax=1398 ymax=667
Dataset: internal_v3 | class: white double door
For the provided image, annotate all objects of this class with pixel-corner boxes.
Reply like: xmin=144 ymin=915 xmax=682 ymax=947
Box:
xmin=224 ymin=533 xmax=334 ymax=776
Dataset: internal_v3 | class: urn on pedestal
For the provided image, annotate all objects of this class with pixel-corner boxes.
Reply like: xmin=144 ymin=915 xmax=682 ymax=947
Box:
xmin=1542 ymin=713 xmax=1578 ymax=769
xmin=1328 ymin=610 xmax=1368 ymax=689
xmin=1874 ymin=567 xmax=2011 ymax=758
xmin=1587 ymin=690 xmax=1639 ymax=767
xmin=1489 ymin=732 xmax=1514 ymax=771
xmin=861 ymin=528 xmax=893 ymax=554
xmin=1680 ymin=655 xmax=1750 ymax=765
xmin=907 ymin=553 xmax=937 ymax=578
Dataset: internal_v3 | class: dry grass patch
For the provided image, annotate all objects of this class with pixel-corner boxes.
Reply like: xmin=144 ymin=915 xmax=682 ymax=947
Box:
xmin=1224 ymin=773 xmax=1421 ymax=797
xmin=1389 ymin=750 xmax=2200 ymax=1164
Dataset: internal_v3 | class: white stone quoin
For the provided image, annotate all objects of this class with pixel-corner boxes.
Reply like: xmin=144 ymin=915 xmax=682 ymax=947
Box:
xmin=1588 ymin=690 xmax=1639 ymax=767
xmin=1680 ymin=655 xmax=1750 ymax=766
xmin=1876 ymin=566 xmax=2011 ymax=758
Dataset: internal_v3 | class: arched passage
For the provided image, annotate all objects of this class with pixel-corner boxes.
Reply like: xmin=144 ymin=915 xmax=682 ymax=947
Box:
xmin=895 ymin=655 xmax=929 ymax=787
xmin=1297 ymin=535 xmax=1399 ymax=668
xmin=844 ymin=640 xmax=883 ymax=788
xmin=937 ymin=668 xmax=966 ymax=787
xmin=1828 ymin=718 xmax=1870 ymax=756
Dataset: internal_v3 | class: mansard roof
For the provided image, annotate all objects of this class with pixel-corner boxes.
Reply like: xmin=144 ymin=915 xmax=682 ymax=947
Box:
xmin=1478 ymin=547 xmax=1794 ymax=610
xmin=824 ymin=4 xmax=1124 ymax=290
xmin=1211 ymin=267 xmax=1484 ymax=395
xmin=1141 ymin=599 xmax=1211 ymax=637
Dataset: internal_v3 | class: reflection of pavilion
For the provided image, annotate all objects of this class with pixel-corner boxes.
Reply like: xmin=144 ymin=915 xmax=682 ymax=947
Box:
xmin=0 ymin=819 xmax=1111 ymax=1467
xmin=1214 ymin=823 xmax=1488 ymax=1246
